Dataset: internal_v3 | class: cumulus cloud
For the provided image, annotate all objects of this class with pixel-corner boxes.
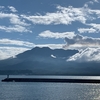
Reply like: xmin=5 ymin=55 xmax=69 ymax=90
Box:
xmin=0 ymin=10 xmax=31 ymax=33
xmin=8 ymin=6 xmax=17 ymax=12
xmin=88 ymin=23 xmax=100 ymax=32
xmin=87 ymin=9 xmax=100 ymax=19
xmin=0 ymin=25 xmax=31 ymax=33
xmin=0 ymin=39 xmax=35 ymax=48
xmin=21 ymin=5 xmax=92 ymax=25
xmin=0 ymin=38 xmax=35 ymax=60
xmin=20 ymin=3 xmax=100 ymax=26
xmin=35 ymin=44 xmax=64 ymax=49
xmin=67 ymin=47 xmax=100 ymax=62
xmin=84 ymin=0 xmax=99 ymax=8
xmin=0 ymin=47 xmax=29 ymax=60
xmin=0 ymin=4 xmax=100 ymax=33
xmin=79 ymin=23 xmax=100 ymax=34
xmin=39 ymin=30 xmax=75 ymax=39
xmin=0 ymin=25 xmax=32 ymax=33
xmin=65 ymin=34 xmax=100 ymax=48
xmin=78 ymin=28 xmax=96 ymax=33
xmin=0 ymin=13 xmax=29 ymax=26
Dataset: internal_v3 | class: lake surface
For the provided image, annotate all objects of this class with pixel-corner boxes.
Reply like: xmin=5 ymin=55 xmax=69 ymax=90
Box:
xmin=0 ymin=75 xmax=100 ymax=100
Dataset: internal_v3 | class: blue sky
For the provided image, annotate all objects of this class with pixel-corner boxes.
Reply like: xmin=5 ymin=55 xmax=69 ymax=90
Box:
xmin=0 ymin=0 xmax=100 ymax=61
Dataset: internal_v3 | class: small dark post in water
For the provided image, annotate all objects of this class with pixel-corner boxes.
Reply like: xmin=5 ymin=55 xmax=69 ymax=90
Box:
xmin=7 ymin=75 xmax=9 ymax=79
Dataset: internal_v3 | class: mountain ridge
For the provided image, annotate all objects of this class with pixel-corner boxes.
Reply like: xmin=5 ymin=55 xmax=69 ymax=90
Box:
xmin=1 ymin=47 xmax=100 ymax=75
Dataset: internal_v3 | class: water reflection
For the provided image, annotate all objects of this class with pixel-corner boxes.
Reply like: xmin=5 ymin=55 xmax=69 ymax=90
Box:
xmin=0 ymin=75 xmax=100 ymax=100
xmin=2 ymin=75 xmax=100 ymax=79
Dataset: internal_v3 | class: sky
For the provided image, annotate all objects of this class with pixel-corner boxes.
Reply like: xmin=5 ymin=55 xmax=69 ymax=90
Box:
xmin=0 ymin=0 xmax=100 ymax=61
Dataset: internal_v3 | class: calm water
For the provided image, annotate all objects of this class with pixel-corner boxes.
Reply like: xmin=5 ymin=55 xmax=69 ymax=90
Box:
xmin=0 ymin=75 xmax=100 ymax=100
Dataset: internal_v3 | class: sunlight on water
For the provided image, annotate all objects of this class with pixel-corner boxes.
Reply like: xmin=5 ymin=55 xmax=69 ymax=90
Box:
xmin=1 ymin=75 xmax=100 ymax=100
xmin=2 ymin=75 xmax=100 ymax=79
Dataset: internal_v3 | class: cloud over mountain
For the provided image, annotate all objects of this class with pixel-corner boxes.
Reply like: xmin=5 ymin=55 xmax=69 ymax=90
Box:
xmin=1 ymin=47 xmax=100 ymax=75
xmin=0 ymin=0 xmax=100 ymax=63
xmin=0 ymin=39 xmax=35 ymax=47
xmin=67 ymin=47 xmax=100 ymax=62
xmin=0 ymin=47 xmax=29 ymax=60
xmin=65 ymin=34 xmax=100 ymax=48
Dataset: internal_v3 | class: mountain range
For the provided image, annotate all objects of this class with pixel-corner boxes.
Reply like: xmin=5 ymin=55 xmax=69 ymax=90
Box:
xmin=0 ymin=47 xmax=100 ymax=75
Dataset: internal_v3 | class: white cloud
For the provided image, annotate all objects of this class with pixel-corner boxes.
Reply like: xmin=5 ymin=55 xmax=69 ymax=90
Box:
xmin=67 ymin=47 xmax=100 ymax=62
xmin=10 ymin=16 xmax=30 ymax=26
xmin=0 ymin=12 xmax=17 ymax=19
xmin=79 ymin=23 xmax=100 ymax=34
xmin=78 ymin=28 xmax=96 ymax=33
xmin=0 ymin=38 xmax=35 ymax=48
xmin=0 ymin=38 xmax=35 ymax=60
xmin=8 ymin=6 xmax=18 ymax=12
xmin=0 ymin=12 xmax=30 ymax=26
xmin=21 ymin=4 xmax=100 ymax=26
xmin=21 ymin=6 xmax=88 ymax=25
xmin=88 ymin=23 xmax=100 ymax=32
xmin=0 ymin=47 xmax=29 ymax=60
xmin=39 ymin=30 xmax=75 ymax=39
xmin=0 ymin=4 xmax=100 ymax=33
xmin=35 ymin=44 xmax=64 ymax=49
xmin=0 ymin=12 xmax=31 ymax=33
xmin=0 ymin=25 xmax=31 ymax=33
xmin=0 ymin=25 xmax=32 ymax=33
xmin=88 ymin=9 xmax=100 ymax=19
xmin=84 ymin=0 xmax=99 ymax=8
xmin=65 ymin=34 xmax=100 ymax=48
xmin=84 ymin=1 xmax=94 ymax=7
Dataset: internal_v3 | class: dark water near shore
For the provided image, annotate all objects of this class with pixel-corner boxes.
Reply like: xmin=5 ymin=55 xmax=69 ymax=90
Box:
xmin=0 ymin=75 xmax=100 ymax=100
